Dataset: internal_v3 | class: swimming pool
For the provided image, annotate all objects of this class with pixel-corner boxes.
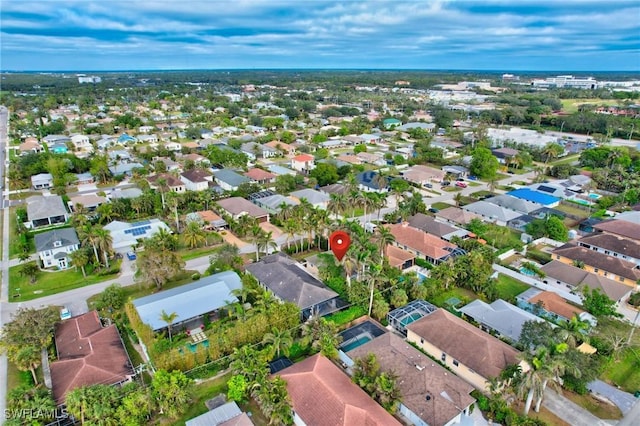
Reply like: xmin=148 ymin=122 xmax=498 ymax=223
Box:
xmin=400 ymin=312 xmax=423 ymax=327
xmin=587 ymin=193 xmax=601 ymax=200
xmin=520 ymin=267 xmax=536 ymax=277
xmin=417 ymin=272 xmax=428 ymax=282
xmin=339 ymin=320 xmax=387 ymax=352
xmin=341 ymin=335 xmax=373 ymax=352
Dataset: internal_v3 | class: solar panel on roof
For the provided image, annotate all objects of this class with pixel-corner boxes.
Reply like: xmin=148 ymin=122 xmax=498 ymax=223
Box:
xmin=130 ymin=220 xmax=151 ymax=228
xmin=537 ymin=185 xmax=556 ymax=193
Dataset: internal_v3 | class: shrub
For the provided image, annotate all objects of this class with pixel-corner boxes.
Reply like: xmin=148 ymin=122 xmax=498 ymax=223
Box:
xmin=191 ymin=273 xmax=201 ymax=281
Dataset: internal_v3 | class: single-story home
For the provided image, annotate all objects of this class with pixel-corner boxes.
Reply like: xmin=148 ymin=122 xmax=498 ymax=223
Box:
xmin=148 ymin=173 xmax=186 ymax=193
xmin=216 ymin=197 xmax=270 ymax=223
xmin=485 ymin=194 xmax=542 ymax=215
xmin=35 ymin=228 xmax=80 ymax=270
xmin=516 ymin=288 xmax=594 ymax=324
xmin=459 ymin=299 xmax=546 ymax=343
xmin=407 ymin=308 xmax=522 ymax=393
xmin=187 ymin=210 xmax=228 ymax=230
xmin=244 ymin=168 xmax=277 ymax=185
xmin=593 ymin=219 xmax=640 ymax=240
xmin=68 ymin=194 xmax=108 ymax=212
xmin=386 ymin=223 xmax=465 ymax=265
xmin=463 ymin=201 xmax=522 ymax=226
xmin=402 ymin=165 xmax=446 ymax=186
xmin=356 ymin=170 xmax=389 ymax=193
xmin=51 ymin=311 xmax=133 ymax=404
xmin=435 ymin=206 xmax=481 ymax=226
xmin=31 ymin=173 xmax=53 ymax=190
xmin=104 ymin=219 xmax=171 ymax=253
xmin=246 ymin=253 xmax=344 ymax=319
xmin=407 ymin=213 xmax=469 ymax=241
xmin=346 ymin=333 xmax=475 ymax=426
xmin=507 ymin=188 xmax=560 ymax=208
xmin=26 ymin=195 xmax=69 ymax=228
xmin=132 ymin=270 xmax=242 ymax=331
xmin=252 ymin=193 xmax=299 ymax=213
xmin=213 ymin=169 xmax=250 ymax=191
xmin=289 ymin=188 xmax=330 ymax=209
xmin=267 ymin=164 xmax=297 ymax=176
xmin=278 ymin=354 xmax=402 ymax=426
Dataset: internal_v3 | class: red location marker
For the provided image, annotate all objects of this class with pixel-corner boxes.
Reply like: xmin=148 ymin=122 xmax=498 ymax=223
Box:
xmin=330 ymin=230 xmax=351 ymax=261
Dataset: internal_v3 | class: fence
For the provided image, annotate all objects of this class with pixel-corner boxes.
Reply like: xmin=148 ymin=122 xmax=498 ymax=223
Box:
xmin=492 ymin=264 xmax=582 ymax=305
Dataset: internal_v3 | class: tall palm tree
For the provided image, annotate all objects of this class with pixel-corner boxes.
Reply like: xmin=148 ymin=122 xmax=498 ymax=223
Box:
xmin=94 ymin=227 xmax=113 ymax=268
xmin=10 ymin=345 xmax=41 ymax=385
xmin=79 ymin=224 xmax=101 ymax=265
xmin=256 ymin=230 xmax=278 ymax=261
xmin=365 ymin=265 xmax=384 ymax=317
xmin=262 ymin=328 xmax=293 ymax=359
xmin=69 ymin=249 xmax=89 ymax=278
xmin=183 ymin=220 xmax=206 ymax=249
xmin=328 ymin=192 xmax=348 ymax=218
xmin=159 ymin=310 xmax=179 ymax=343
xmin=375 ymin=226 xmax=395 ymax=264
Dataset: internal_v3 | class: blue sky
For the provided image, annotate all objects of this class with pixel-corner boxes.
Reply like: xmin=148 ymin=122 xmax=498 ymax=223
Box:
xmin=1 ymin=0 xmax=639 ymax=71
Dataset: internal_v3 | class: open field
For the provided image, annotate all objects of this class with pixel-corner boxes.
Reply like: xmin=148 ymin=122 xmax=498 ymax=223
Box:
xmin=561 ymin=98 xmax=620 ymax=114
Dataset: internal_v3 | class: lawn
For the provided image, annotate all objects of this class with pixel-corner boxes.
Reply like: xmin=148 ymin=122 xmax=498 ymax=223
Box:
xmin=470 ymin=190 xmax=493 ymax=199
xmin=512 ymin=401 xmax=571 ymax=426
xmin=550 ymin=154 xmax=581 ymax=166
xmin=601 ymin=347 xmax=640 ymax=394
xmin=6 ymin=361 xmax=34 ymax=391
xmin=9 ymin=260 xmax=121 ymax=302
xmin=429 ymin=287 xmax=478 ymax=309
xmin=430 ymin=201 xmax=453 ymax=211
xmin=179 ymin=244 xmax=221 ymax=261
xmin=555 ymin=202 xmax=591 ymax=219
xmin=495 ymin=274 xmax=530 ymax=302
xmin=561 ymin=98 xmax=619 ymax=114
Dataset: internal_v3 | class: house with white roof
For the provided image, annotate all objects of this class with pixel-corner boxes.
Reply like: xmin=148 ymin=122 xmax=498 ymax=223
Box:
xmin=104 ymin=219 xmax=171 ymax=253
xmin=31 ymin=173 xmax=54 ymax=190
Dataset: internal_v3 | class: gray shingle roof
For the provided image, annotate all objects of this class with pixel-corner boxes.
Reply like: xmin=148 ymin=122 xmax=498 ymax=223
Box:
xmin=246 ymin=253 xmax=338 ymax=310
xmin=458 ymin=299 xmax=544 ymax=342
xmin=26 ymin=195 xmax=68 ymax=221
xmin=34 ymin=228 xmax=80 ymax=252
xmin=132 ymin=270 xmax=242 ymax=331
xmin=213 ymin=169 xmax=250 ymax=187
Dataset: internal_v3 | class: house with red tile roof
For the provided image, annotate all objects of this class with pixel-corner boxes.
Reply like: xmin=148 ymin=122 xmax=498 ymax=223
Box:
xmin=386 ymin=223 xmax=464 ymax=265
xmin=291 ymin=154 xmax=315 ymax=174
xmin=244 ymin=168 xmax=277 ymax=185
xmin=278 ymin=354 xmax=402 ymax=426
xmin=50 ymin=311 xmax=133 ymax=404
xmin=265 ymin=140 xmax=295 ymax=156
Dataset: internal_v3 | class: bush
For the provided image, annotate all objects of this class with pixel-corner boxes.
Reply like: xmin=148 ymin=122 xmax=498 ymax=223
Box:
xmin=525 ymin=249 xmax=552 ymax=265
xmin=191 ymin=273 xmax=201 ymax=281
xmin=628 ymin=293 xmax=640 ymax=307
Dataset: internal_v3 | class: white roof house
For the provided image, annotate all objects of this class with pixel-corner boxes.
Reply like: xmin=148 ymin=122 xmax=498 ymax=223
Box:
xmin=132 ymin=270 xmax=242 ymax=331
xmin=104 ymin=219 xmax=171 ymax=252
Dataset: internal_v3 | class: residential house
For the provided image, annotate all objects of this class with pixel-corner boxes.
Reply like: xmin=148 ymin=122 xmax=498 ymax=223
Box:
xmin=109 ymin=162 xmax=144 ymax=177
xmin=485 ymin=194 xmax=542 ymax=215
xmin=278 ymin=354 xmax=402 ymax=426
xmin=359 ymin=133 xmax=382 ymax=144
xmin=42 ymin=134 xmax=70 ymax=146
xmin=383 ymin=118 xmax=402 ymax=129
xmin=385 ymin=245 xmax=415 ymax=270
xmin=137 ymin=134 xmax=158 ymax=144
xmin=407 ymin=213 xmax=469 ymax=241
xmin=265 ymin=140 xmax=295 ymax=156
xmin=133 ymin=271 xmax=242 ymax=331
xmin=246 ymin=253 xmax=343 ymax=319
xmin=244 ymin=168 xmax=277 ymax=185
xmin=402 ymin=165 xmax=446 ymax=186
xmin=68 ymin=194 xmax=108 ymax=213
xmin=241 ymin=142 xmax=278 ymax=160
xmin=50 ymin=311 xmax=133 ymax=404
xmin=576 ymin=233 xmax=640 ymax=266
xmin=31 ymin=173 xmax=53 ymax=190
xmin=252 ymin=193 xmax=298 ymax=213
xmin=70 ymin=134 xmax=92 ymax=152
xmin=187 ymin=210 xmax=227 ymax=230
xmin=74 ymin=172 xmax=94 ymax=185
xmin=551 ymin=243 xmax=640 ymax=287
xmin=346 ymin=333 xmax=475 ymax=426
xmin=397 ymin=122 xmax=436 ymax=132
xmin=541 ymin=260 xmax=633 ymax=304
xmin=356 ymin=170 xmax=389 ymax=193
xmin=435 ymin=206 xmax=481 ymax=226
xmin=459 ymin=299 xmax=546 ymax=343
xmin=406 ymin=309 xmax=521 ymax=392
xmin=491 ymin=147 xmax=520 ymax=165
xmin=267 ymin=164 xmax=297 ymax=176
xmin=164 ymin=141 xmax=182 ymax=151
xmin=19 ymin=138 xmax=43 ymax=155
xmin=104 ymin=219 xmax=171 ymax=253
xmin=507 ymin=189 xmax=561 ymax=208
xmin=213 ymin=170 xmax=250 ymax=191
xmin=593 ymin=219 xmax=640 ymax=242
xmin=139 ymin=125 xmax=155 ymax=133
xmin=289 ymin=188 xmax=330 ymax=209
xmin=463 ymin=201 xmax=522 ymax=226
xmin=25 ymin=195 xmax=69 ymax=228
xmin=148 ymin=173 xmax=186 ymax=193
xmin=154 ymin=157 xmax=182 ymax=172
xmin=516 ymin=288 xmax=594 ymax=324
xmin=386 ymin=223 xmax=464 ymax=265
xmin=181 ymin=153 xmax=210 ymax=166
xmin=180 ymin=169 xmax=213 ymax=191
xmin=529 ymin=182 xmax=573 ymax=199
xmin=35 ymin=228 xmax=80 ymax=270
xmin=356 ymin=152 xmax=386 ymax=166
xmin=216 ymin=197 xmax=270 ymax=223
xmin=319 ymin=183 xmax=348 ymax=195
xmin=441 ymin=165 xmax=468 ymax=178
xmin=186 ymin=401 xmax=254 ymax=426
xmin=291 ymin=154 xmax=315 ymax=174
xmin=110 ymin=187 xmax=143 ymax=200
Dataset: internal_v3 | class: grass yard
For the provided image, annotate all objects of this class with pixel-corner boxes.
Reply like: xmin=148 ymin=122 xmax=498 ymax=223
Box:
xmin=6 ymin=361 xmax=34 ymax=391
xmin=180 ymin=244 xmax=221 ymax=261
xmin=550 ymin=154 xmax=581 ymax=166
xmin=171 ymin=373 xmax=229 ymax=426
xmin=495 ymin=274 xmax=530 ymax=302
xmin=561 ymin=98 xmax=619 ymax=114
xmin=555 ymin=202 xmax=591 ymax=219
xmin=9 ymin=260 xmax=121 ymax=301
xmin=562 ymin=389 xmax=623 ymax=420
xmin=512 ymin=402 xmax=571 ymax=426
xmin=9 ymin=191 xmax=41 ymax=200
xmin=430 ymin=287 xmax=478 ymax=308
xmin=601 ymin=347 xmax=640 ymax=394
xmin=430 ymin=201 xmax=454 ymax=211
xmin=471 ymin=190 xmax=493 ymax=199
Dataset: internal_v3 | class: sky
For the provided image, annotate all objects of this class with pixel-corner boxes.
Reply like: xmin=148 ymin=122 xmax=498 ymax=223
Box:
xmin=1 ymin=0 xmax=639 ymax=72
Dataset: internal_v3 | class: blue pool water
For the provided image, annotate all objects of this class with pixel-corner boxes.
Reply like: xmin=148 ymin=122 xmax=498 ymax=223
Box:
xmin=341 ymin=336 xmax=372 ymax=352
xmin=400 ymin=312 xmax=423 ymax=327
xmin=588 ymin=193 xmax=601 ymax=200
xmin=417 ymin=272 xmax=428 ymax=282
xmin=520 ymin=267 xmax=536 ymax=276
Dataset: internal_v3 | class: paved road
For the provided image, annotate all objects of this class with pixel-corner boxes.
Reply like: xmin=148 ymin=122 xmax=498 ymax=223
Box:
xmin=618 ymin=397 xmax=640 ymax=426
xmin=1 ymin=105 xmax=10 ymax=421
xmin=588 ymin=380 xmax=638 ymax=415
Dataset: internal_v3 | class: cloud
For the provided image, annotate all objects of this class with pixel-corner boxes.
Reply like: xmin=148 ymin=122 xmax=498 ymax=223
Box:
xmin=1 ymin=0 xmax=638 ymax=70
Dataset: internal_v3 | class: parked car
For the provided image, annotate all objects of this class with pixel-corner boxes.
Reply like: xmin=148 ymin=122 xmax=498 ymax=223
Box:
xmin=428 ymin=208 xmax=439 ymax=214
xmin=442 ymin=181 xmax=451 ymax=186
xmin=60 ymin=307 xmax=71 ymax=321
xmin=468 ymin=175 xmax=478 ymax=181
xmin=126 ymin=251 xmax=137 ymax=261
xmin=455 ymin=181 xmax=468 ymax=188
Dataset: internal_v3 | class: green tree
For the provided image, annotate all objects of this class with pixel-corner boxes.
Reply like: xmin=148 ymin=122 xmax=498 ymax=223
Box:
xmin=227 ymin=374 xmax=248 ymax=402
xmin=309 ymin=162 xmax=339 ymax=186
xmin=69 ymin=249 xmax=89 ymax=278
xmin=94 ymin=226 xmax=114 ymax=268
xmin=582 ymin=288 xmax=622 ymax=318
xmin=469 ymin=147 xmax=499 ymax=179
xmin=137 ymin=246 xmax=185 ymax=289
xmin=255 ymin=230 xmax=278 ymax=261
xmin=0 ymin=307 xmax=59 ymax=351
xmin=151 ymin=370 xmax=194 ymax=420
xmin=11 ymin=345 xmax=42 ymax=385
xmin=116 ymin=382 xmax=154 ymax=426
xmin=208 ymin=243 xmax=243 ymax=273
xmin=183 ymin=220 xmax=206 ymax=249
xmin=19 ymin=262 xmax=39 ymax=283
xmin=66 ymin=384 xmax=121 ymax=425
xmin=97 ymin=284 xmax=126 ymax=311
xmin=6 ymin=386 xmax=56 ymax=425
xmin=262 ymin=327 xmax=293 ymax=359
xmin=159 ymin=310 xmax=179 ymax=343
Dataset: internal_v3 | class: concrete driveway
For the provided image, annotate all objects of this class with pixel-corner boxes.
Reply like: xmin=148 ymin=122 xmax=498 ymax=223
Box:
xmin=588 ymin=380 xmax=638 ymax=415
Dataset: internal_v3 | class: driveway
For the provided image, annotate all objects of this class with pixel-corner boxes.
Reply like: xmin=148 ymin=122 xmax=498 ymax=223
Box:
xmin=543 ymin=388 xmax=609 ymax=426
xmin=588 ymin=380 xmax=638 ymax=415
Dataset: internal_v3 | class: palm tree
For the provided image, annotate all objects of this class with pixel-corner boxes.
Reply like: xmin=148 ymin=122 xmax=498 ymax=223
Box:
xmin=94 ymin=227 xmax=113 ymax=268
xmin=365 ymin=265 xmax=384 ymax=317
xmin=96 ymin=203 xmax=117 ymax=224
xmin=183 ymin=220 xmax=206 ymax=249
xmin=256 ymin=230 xmax=278 ymax=261
xmin=10 ymin=345 xmax=41 ymax=385
xmin=454 ymin=192 xmax=463 ymax=207
xmin=230 ymin=286 xmax=256 ymax=305
xmin=375 ymin=226 xmax=395 ymax=264
xmin=69 ymin=249 xmax=89 ymax=278
xmin=79 ymin=224 xmax=101 ymax=265
xmin=430 ymin=259 xmax=456 ymax=290
xmin=556 ymin=314 xmax=590 ymax=348
xmin=328 ymin=192 xmax=348 ymax=218
xmin=159 ymin=310 xmax=179 ymax=343
xmin=283 ymin=218 xmax=299 ymax=251
xmin=262 ymin=328 xmax=293 ymax=359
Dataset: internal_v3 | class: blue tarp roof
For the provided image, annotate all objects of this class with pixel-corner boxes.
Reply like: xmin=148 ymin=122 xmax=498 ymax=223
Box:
xmin=508 ymin=188 xmax=560 ymax=206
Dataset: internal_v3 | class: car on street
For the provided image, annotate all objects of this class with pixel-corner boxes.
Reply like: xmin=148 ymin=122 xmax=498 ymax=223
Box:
xmin=468 ymin=175 xmax=478 ymax=181
xmin=441 ymin=181 xmax=451 ymax=186
xmin=60 ymin=307 xmax=71 ymax=320
xmin=126 ymin=251 xmax=137 ymax=261
xmin=455 ymin=181 xmax=468 ymax=188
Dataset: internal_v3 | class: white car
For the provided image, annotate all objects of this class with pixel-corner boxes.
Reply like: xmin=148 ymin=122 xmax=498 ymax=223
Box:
xmin=60 ymin=307 xmax=71 ymax=320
